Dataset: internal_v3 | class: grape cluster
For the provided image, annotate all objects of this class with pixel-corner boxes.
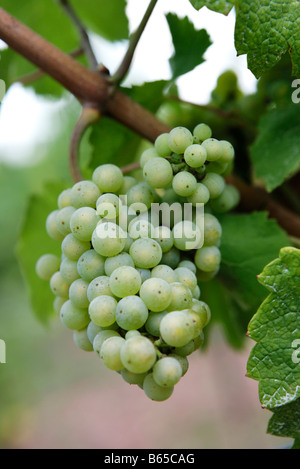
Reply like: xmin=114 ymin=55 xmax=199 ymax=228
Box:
xmin=36 ymin=123 xmax=239 ymax=402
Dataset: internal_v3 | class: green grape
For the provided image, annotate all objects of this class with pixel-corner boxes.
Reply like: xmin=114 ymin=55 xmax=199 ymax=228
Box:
xmin=151 ymin=265 xmax=178 ymax=284
xmin=115 ymin=296 xmax=148 ymax=330
xmin=36 ymin=254 xmax=60 ymax=281
xmin=104 ymin=252 xmax=134 ymax=277
xmin=192 ymin=285 xmax=201 ymax=300
xmin=168 ymin=353 xmax=189 ymax=376
xmin=201 ymin=138 xmax=223 ymax=162
xmin=96 ymin=193 xmax=121 ymax=220
xmin=129 ymin=238 xmax=162 ymax=269
xmin=109 ymin=266 xmax=142 ymax=298
xmin=153 ymin=357 xmax=182 ymax=387
xmin=191 ymin=299 xmax=211 ymax=328
xmin=125 ymin=330 xmax=141 ymax=340
xmin=184 ymin=144 xmax=207 ymax=168
xmin=172 ymin=171 xmax=197 ymax=197
xmin=93 ymin=330 xmax=120 ymax=357
xmin=123 ymin=234 xmax=134 ymax=253
xmin=128 ymin=218 xmax=154 ymax=240
xmin=193 ymin=123 xmax=212 ymax=142
xmin=56 ymin=206 xmax=76 ymax=236
xmin=173 ymin=221 xmax=201 ymax=251
xmin=136 ymin=268 xmax=151 ymax=283
xmin=140 ymin=148 xmax=159 ymax=168
xmin=60 ymin=258 xmax=80 ymax=284
xmin=210 ymin=185 xmax=240 ymax=213
xmin=206 ymin=161 xmax=229 ymax=175
xmin=160 ymin=247 xmax=180 ymax=269
xmin=203 ymin=213 xmax=222 ymax=246
xmin=218 ymin=140 xmax=235 ymax=164
xmin=118 ymin=176 xmax=137 ymax=197
xmin=193 ymin=332 xmax=205 ymax=350
xmin=87 ymin=276 xmax=114 ymax=302
xmin=187 ymin=183 xmax=210 ymax=206
xmin=121 ymin=369 xmax=148 ymax=386
xmin=127 ymin=182 xmax=154 ymax=212
xmin=53 ymin=296 xmax=66 ymax=315
xmin=61 ymin=234 xmax=90 ymax=261
xmin=120 ymin=336 xmax=156 ymax=374
xmin=174 ymin=340 xmax=195 ymax=357
xmin=92 ymin=164 xmax=124 ymax=193
xmin=89 ymin=295 xmax=118 ymax=327
xmin=202 ymin=173 xmax=226 ymax=199
xmin=174 ymin=267 xmax=197 ymax=291
xmin=70 ymin=180 xmax=100 ymax=209
xmin=60 ymin=300 xmax=89 ymax=331
xmin=77 ymin=249 xmax=105 ymax=282
xmin=167 ymin=282 xmax=193 ymax=312
xmin=140 ymin=278 xmax=172 ymax=312
xmin=186 ymin=309 xmax=203 ymax=338
xmin=87 ymin=321 xmax=102 ymax=344
xmin=100 ymin=336 xmax=125 ymax=371
xmin=162 ymin=188 xmax=181 ymax=204
xmin=143 ymin=157 xmax=173 ymax=189
xmin=58 ymin=189 xmax=72 ymax=209
xmin=195 ymin=246 xmax=221 ymax=272
xmin=178 ymin=260 xmax=197 ymax=274
xmin=145 ymin=311 xmax=168 ymax=337
xmin=143 ymin=373 xmax=173 ymax=402
xmin=46 ymin=210 xmax=65 ymax=242
xmin=92 ymin=222 xmax=126 ymax=258
xmin=168 ymin=127 xmax=193 ymax=154
xmin=155 ymin=133 xmax=171 ymax=157
xmin=160 ymin=310 xmax=194 ymax=347
xmin=50 ymin=271 xmax=70 ymax=298
xmin=73 ymin=328 xmax=94 ymax=352
xmin=70 ymin=207 xmax=99 ymax=242
xmin=152 ymin=226 xmax=174 ymax=253
xmin=69 ymin=278 xmax=89 ymax=309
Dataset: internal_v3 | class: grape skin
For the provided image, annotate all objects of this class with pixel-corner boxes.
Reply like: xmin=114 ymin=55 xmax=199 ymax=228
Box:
xmin=36 ymin=254 xmax=60 ymax=281
xmin=143 ymin=373 xmax=174 ymax=402
xmin=115 ymin=296 xmax=148 ymax=331
xmin=120 ymin=336 xmax=157 ymax=374
xmin=139 ymin=278 xmax=172 ymax=312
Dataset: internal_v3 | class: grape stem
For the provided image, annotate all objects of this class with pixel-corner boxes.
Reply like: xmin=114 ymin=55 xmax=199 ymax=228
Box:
xmin=58 ymin=0 xmax=98 ymax=70
xmin=112 ymin=0 xmax=159 ymax=86
xmin=70 ymin=104 xmax=101 ymax=182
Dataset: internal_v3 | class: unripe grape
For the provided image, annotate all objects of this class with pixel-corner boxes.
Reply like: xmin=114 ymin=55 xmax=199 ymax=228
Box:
xmin=50 ymin=271 xmax=70 ymax=298
xmin=87 ymin=276 xmax=114 ymax=302
xmin=120 ymin=336 xmax=157 ymax=374
xmin=145 ymin=311 xmax=168 ymax=337
xmin=218 ymin=140 xmax=235 ymax=164
xmin=61 ymin=234 xmax=90 ymax=261
xmin=160 ymin=310 xmax=194 ymax=347
xmin=210 ymin=185 xmax=240 ymax=213
xmin=70 ymin=180 xmax=100 ymax=209
xmin=129 ymin=238 xmax=162 ymax=269
xmin=173 ymin=221 xmax=202 ymax=251
xmin=60 ymin=258 xmax=80 ymax=284
xmin=153 ymin=357 xmax=182 ymax=387
xmin=152 ymin=226 xmax=174 ymax=253
xmin=143 ymin=373 xmax=174 ymax=402
xmin=77 ymin=249 xmax=105 ymax=282
xmin=100 ymin=336 xmax=125 ymax=371
xmin=46 ymin=210 xmax=65 ymax=242
xmin=69 ymin=278 xmax=89 ymax=309
xmin=184 ymin=144 xmax=207 ymax=168
xmin=93 ymin=330 xmax=121 ymax=356
xmin=172 ymin=171 xmax=197 ymax=197
xmin=92 ymin=222 xmax=126 ymax=258
xmin=195 ymin=246 xmax=221 ymax=272
xmin=70 ymin=207 xmax=99 ymax=242
xmin=201 ymin=138 xmax=223 ymax=162
xmin=143 ymin=157 xmax=173 ymax=189
xmin=104 ymin=252 xmax=134 ymax=277
xmin=151 ymin=265 xmax=178 ymax=284
xmin=56 ymin=206 xmax=76 ymax=236
xmin=202 ymin=173 xmax=226 ymax=199
xmin=36 ymin=254 xmax=60 ymax=281
xmin=187 ymin=183 xmax=210 ymax=206
xmin=92 ymin=164 xmax=124 ymax=193
xmin=193 ymin=123 xmax=212 ymax=142
xmin=109 ymin=266 xmax=142 ymax=298
xmin=96 ymin=193 xmax=121 ymax=220
xmin=58 ymin=189 xmax=72 ymax=209
xmin=116 ymin=296 xmax=148 ymax=330
xmin=140 ymin=148 xmax=159 ymax=168
xmin=73 ymin=328 xmax=94 ymax=352
xmin=203 ymin=213 xmax=222 ymax=246
xmin=168 ymin=127 xmax=193 ymax=154
xmin=174 ymin=267 xmax=197 ymax=291
xmin=140 ymin=278 xmax=172 ymax=312
xmin=167 ymin=282 xmax=193 ymax=312
xmin=155 ymin=133 xmax=171 ymax=157
xmin=60 ymin=300 xmax=89 ymax=331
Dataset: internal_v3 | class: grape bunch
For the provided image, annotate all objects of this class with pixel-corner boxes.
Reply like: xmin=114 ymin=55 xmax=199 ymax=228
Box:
xmin=36 ymin=123 xmax=240 ymax=402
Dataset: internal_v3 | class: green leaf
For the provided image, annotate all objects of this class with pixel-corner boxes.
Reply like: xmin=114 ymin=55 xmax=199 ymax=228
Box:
xmin=70 ymin=0 xmax=129 ymax=41
xmin=250 ymin=104 xmax=300 ymax=192
xmin=89 ymin=81 xmax=167 ymax=170
xmin=267 ymin=398 xmax=300 ymax=445
xmin=218 ymin=212 xmax=290 ymax=319
xmin=247 ymin=247 xmax=300 ymax=409
xmin=188 ymin=0 xmax=234 ymax=15
xmin=16 ymin=182 xmax=67 ymax=323
xmin=166 ymin=14 xmax=211 ymax=80
xmin=235 ymin=0 xmax=300 ymax=78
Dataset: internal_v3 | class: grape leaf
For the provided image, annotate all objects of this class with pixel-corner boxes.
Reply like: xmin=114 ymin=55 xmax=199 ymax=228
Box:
xmin=250 ymin=104 xmax=300 ymax=192
xmin=166 ymin=14 xmax=212 ymax=80
xmin=235 ymin=0 xmax=300 ymax=78
xmin=218 ymin=212 xmax=290 ymax=320
xmin=89 ymin=81 xmax=167 ymax=170
xmin=188 ymin=0 xmax=234 ymax=15
xmin=267 ymin=398 xmax=300 ymax=446
xmin=16 ymin=182 xmax=67 ymax=323
xmin=247 ymin=247 xmax=300 ymax=409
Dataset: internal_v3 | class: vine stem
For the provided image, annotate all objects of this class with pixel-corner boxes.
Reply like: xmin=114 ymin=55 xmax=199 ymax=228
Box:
xmin=58 ymin=0 xmax=98 ymax=70
xmin=113 ymin=0 xmax=159 ymax=86
xmin=70 ymin=105 xmax=101 ymax=182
